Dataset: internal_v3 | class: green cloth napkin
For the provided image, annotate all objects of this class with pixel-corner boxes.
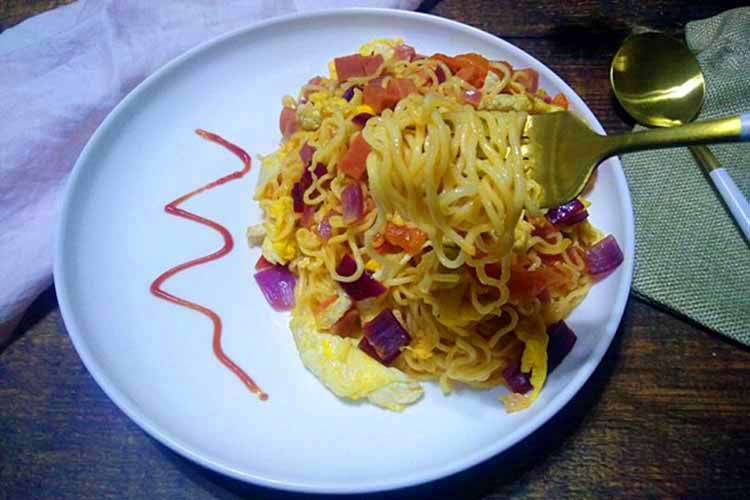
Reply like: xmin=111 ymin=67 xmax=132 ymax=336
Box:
xmin=622 ymin=7 xmax=750 ymax=345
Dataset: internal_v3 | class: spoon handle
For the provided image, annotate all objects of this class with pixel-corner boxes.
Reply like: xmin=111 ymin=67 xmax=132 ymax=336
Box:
xmin=603 ymin=113 xmax=750 ymax=156
xmin=689 ymin=145 xmax=750 ymax=242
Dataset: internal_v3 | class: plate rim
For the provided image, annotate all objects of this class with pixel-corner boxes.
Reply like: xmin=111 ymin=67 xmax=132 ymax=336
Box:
xmin=54 ymin=7 xmax=635 ymax=494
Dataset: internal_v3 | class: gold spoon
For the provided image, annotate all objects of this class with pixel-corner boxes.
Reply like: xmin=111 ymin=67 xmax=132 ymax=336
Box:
xmin=610 ymin=32 xmax=750 ymax=241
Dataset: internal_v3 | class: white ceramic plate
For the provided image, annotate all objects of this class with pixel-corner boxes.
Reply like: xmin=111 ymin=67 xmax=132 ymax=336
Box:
xmin=55 ymin=8 xmax=634 ymax=494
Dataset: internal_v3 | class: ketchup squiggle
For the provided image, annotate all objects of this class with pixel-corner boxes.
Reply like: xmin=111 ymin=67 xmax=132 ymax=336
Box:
xmin=150 ymin=129 xmax=267 ymax=401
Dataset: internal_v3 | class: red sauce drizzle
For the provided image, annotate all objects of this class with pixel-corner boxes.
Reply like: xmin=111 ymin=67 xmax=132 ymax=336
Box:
xmin=150 ymin=129 xmax=268 ymax=401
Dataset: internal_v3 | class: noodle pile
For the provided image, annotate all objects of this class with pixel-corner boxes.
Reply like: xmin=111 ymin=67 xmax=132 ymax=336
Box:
xmin=251 ymin=39 xmax=601 ymax=412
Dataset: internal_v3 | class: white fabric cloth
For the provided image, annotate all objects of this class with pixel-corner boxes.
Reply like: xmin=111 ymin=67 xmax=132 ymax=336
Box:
xmin=0 ymin=0 xmax=420 ymax=340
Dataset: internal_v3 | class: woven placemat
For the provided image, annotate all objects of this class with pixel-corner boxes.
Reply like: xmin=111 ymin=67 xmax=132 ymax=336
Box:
xmin=622 ymin=8 xmax=750 ymax=344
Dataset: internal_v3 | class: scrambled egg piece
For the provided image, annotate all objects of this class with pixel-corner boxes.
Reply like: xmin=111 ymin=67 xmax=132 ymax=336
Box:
xmin=261 ymin=197 xmax=297 ymax=264
xmin=479 ymin=93 xmax=534 ymax=112
xmin=358 ymin=37 xmax=404 ymax=58
xmin=290 ymin=309 xmax=423 ymax=411
xmin=297 ymin=103 xmax=322 ymax=131
xmin=315 ymin=292 xmax=352 ymax=330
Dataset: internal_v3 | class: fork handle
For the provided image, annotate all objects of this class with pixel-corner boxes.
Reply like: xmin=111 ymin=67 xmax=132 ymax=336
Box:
xmin=603 ymin=113 xmax=750 ymax=156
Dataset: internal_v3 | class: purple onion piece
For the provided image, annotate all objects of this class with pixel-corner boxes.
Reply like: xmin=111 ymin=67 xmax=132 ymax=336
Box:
xmin=313 ymin=162 xmax=327 ymax=178
xmin=435 ymin=65 xmax=446 ymax=84
xmin=299 ymin=142 xmax=315 ymax=167
xmin=336 ymin=254 xmax=386 ymax=301
xmin=342 ymin=182 xmax=363 ymax=223
xmin=342 ymin=86 xmax=357 ymax=101
xmin=291 ymin=182 xmax=304 ymax=213
xmin=317 ymin=216 xmax=332 ymax=241
xmin=301 ymin=162 xmax=327 ymax=191
xmin=584 ymin=235 xmax=624 ymax=277
xmin=360 ymin=309 xmax=411 ymax=365
xmin=547 ymin=320 xmax=577 ymax=373
xmin=352 ymin=113 xmax=372 ymax=128
xmin=546 ymin=198 xmax=588 ymax=225
xmin=502 ymin=361 xmax=533 ymax=394
xmin=254 ymin=265 xmax=296 ymax=311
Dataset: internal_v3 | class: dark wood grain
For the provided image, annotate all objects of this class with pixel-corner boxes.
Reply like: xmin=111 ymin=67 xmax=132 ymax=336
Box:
xmin=0 ymin=0 xmax=75 ymax=31
xmin=2 ymin=1 xmax=750 ymax=499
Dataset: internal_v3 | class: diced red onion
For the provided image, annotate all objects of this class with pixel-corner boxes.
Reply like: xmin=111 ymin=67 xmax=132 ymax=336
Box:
xmin=463 ymin=89 xmax=482 ymax=107
xmin=502 ymin=361 xmax=532 ymax=394
xmin=313 ymin=162 xmax=326 ymax=178
xmin=336 ymin=254 xmax=386 ymax=301
xmin=342 ymin=86 xmax=357 ymax=101
xmin=352 ymin=113 xmax=372 ymax=128
xmin=584 ymin=235 xmax=624 ymax=277
xmin=300 ymin=162 xmax=327 ymax=192
xmin=360 ymin=309 xmax=411 ymax=365
xmin=543 ymin=94 xmax=552 ymax=104
xmin=546 ymin=199 xmax=588 ymax=225
xmin=342 ymin=182 xmax=363 ymax=223
xmin=299 ymin=142 xmax=315 ymax=167
xmin=547 ymin=321 xmax=577 ymax=373
xmin=435 ymin=65 xmax=446 ymax=83
xmin=254 ymin=265 xmax=296 ymax=311
xmin=317 ymin=214 xmax=333 ymax=241
xmin=291 ymin=182 xmax=304 ymax=213
xmin=301 ymin=205 xmax=316 ymax=227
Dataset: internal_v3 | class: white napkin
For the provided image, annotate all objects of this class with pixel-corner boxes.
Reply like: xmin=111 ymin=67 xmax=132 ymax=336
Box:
xmin=0 ymin=0 xmax=420 ymax=341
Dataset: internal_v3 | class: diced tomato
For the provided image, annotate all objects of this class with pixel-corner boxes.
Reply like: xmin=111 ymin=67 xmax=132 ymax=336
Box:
xmin=363 ymin=78 xmax=417 ymax=114
xmin=530 ymin=216 xmax=558 ymax=240
xmin=539 ymin=252 xmax=564 ymax=266
xmin=255 ymin=255 xmax=274 ymax=271
xmin=485 ymin=262 xmax=502 ymax=279
xmin=331 ymin=307 xmax=361 ymax=337
xmin=363 ymin=83 xmax=399 ymax=114
xmin=513 ymin=68 xmax=539 ymax=94
xmin=551 ymin=93 xmax=569 ymax=110
xmin=456 ymin=53 xmax=490 ymax=86
xmin=489 ymin=60 xmax=513 ymax=77
xmin=463 ymin=89 xmax=482 ymax=107
xmin=302 ymin=76 xmax=324 ymax=98
xmin=279 ymin=107 xmax=297 ymax=139
xmin=393 ymin=44 xmax=416 ymax=62
xmin=430 ymin=53 xmax=489 ymax=88
xmin=430 ymin=53 xmax=462 ymax=73
xmin=338 ymin=133 xmax=371 ymax=180
xmin=334 ymin=54 xmax=384 ymax=82
xmin=368 ymin=75 xmax=387 ymax=88
xmin=388 ymin=78 xmax=417 ymax=100
xmin=507 ymin=265 xmax=568 ymax=302
xmin=300 ymin=204 xmax=316 ymax=228
xmin=372 ymin=232 xmax=400 ymax=255
xmin=384 ymin=223 xmax=428 ymax=255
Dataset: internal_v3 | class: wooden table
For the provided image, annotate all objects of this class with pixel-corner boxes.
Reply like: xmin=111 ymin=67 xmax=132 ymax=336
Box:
xmin=2 ymin=1 xmax=749 ymax=498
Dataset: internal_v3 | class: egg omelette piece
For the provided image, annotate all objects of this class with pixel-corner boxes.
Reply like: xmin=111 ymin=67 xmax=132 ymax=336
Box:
xmin=290 ymin=309 xmax=423 ymax=412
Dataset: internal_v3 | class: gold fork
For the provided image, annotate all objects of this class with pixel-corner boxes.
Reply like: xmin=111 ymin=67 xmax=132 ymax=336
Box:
xmin=523 ymin=111 xmax=750 ymax=208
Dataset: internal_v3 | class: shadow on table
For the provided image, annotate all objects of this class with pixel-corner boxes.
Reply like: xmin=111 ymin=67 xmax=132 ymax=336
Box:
xmin=155 ymin=301 xmax=631 ymax=500
xmin=1 ymin=286 xmax=58 ymax=355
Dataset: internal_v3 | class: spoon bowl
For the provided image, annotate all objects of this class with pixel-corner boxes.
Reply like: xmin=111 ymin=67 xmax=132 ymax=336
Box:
xmin=610 ymin=31 xmax=750 ymax=241
xmin=611 ymin=32 xmax=705 ymax=127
